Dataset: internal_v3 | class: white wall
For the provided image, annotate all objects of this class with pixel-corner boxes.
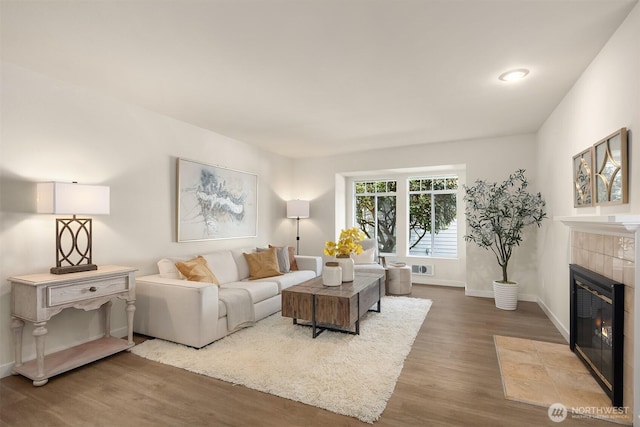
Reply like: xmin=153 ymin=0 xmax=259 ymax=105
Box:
xmin=1 ymin=2 xmax=637 ymax=416
xmin=292 ymin=133 xmax=539 ymax=296
xmin=536 ymin=2 xmax=640 ymax=421
xmin=0 ymin=63 xmax=295 ymax=375
xmin=537 ymin=4 xmax=640 ymax=334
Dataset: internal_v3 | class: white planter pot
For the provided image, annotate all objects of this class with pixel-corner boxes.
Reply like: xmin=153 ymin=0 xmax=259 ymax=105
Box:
xmin=493 ymin=280 xmax=519 ymax=310
xmin=322 ymin=262 xmax=342 ymax=286
xmin=336 ymin=256 xmax=355 ymax=282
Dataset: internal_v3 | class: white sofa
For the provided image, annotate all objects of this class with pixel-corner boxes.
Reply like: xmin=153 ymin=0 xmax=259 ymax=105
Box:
xmin=134 ymin=248 xmax=322 ymax=348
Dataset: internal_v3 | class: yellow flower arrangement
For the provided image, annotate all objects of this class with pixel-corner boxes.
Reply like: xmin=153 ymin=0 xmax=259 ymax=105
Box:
xmin=324 ymin=227 xmax=365 ymax=257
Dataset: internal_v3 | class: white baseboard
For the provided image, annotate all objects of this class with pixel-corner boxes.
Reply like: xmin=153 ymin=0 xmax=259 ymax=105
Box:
xmin=465 ymin=290 xmax=569 ymax=341
xmin=412 ymin=278 xmax=465 ymax=287
xmin=464 ymin=288 xmax=494 ymax=298
xmin=0 ymin=326 xmax=129 ymax=379
xmin=464 ymin=288 xmax=538 ymax=302
xmin=0 ymin=362 xmax=15 ymax=379
xmin=537 ymin=297 xmax=569 ymax=342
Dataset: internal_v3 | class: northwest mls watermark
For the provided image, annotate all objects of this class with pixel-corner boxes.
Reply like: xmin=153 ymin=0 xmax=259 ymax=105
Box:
xmin=548 ymin=403 xmax=629 ymax=423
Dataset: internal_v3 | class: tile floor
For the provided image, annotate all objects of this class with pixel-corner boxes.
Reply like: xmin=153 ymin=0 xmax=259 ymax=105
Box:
xmin=494 ymin=335 xmax=632 ymax=425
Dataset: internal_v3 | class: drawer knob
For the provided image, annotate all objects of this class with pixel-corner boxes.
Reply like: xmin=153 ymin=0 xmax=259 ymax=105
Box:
xmin=89 ymin=286 xmax=97 ymax=292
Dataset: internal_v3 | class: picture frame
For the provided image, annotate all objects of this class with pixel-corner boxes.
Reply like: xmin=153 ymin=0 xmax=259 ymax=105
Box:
xmin=177 ymin=158 xmax=258 ymax=242
xmin=573 ymin=147 xmax=594 ymax=208
xmin=594 ymin=128 xmax=628 ymax=205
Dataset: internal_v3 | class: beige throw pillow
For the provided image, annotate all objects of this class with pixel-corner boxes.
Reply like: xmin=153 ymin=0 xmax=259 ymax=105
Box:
xmin=244 ymin=247 xmax=283 ymax=280
xmin=175 ymin=256 xmax=220 ymax=285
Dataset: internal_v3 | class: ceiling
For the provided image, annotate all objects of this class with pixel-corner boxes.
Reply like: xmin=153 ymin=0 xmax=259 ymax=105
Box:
xmin=1 ymin=0 xmax=637 ymax=158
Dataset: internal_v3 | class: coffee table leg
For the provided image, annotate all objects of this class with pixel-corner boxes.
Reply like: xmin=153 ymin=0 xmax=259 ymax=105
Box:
xmin=312 ymin=295 xmax=318 ymax=338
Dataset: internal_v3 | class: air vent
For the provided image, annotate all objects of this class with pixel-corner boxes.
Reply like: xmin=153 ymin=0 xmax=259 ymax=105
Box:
xmin=411 ymin=264 xmax=434 ymax=275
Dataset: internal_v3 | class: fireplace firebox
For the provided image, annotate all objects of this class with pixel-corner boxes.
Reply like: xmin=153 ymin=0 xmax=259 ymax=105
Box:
xmin=569 ymin=264 xmax=624 ymax=407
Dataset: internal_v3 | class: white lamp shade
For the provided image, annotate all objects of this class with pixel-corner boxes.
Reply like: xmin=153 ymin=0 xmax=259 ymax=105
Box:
xmin=286 ymin=200 xmax=309 ymax=219
xmin=37 ymin=182 xmax=110 ymax=215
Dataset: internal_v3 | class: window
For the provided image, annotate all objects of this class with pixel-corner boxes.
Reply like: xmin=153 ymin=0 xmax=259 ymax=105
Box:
xmin=353 ymin=174 xmax=460 ymax=259
xmin=408 ymin=176 xmax=458 ymax=257
xmin=354 ymin=180 xmax=397 ymax=254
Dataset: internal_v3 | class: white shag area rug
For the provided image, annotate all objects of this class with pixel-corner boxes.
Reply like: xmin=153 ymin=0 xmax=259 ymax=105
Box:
xmin=130 ymin=296 xmax=432 ymax=423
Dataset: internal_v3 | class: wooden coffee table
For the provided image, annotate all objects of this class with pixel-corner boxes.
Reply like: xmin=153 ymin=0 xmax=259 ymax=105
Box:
xmin=281 ymin=272 xmax=384 ymax=338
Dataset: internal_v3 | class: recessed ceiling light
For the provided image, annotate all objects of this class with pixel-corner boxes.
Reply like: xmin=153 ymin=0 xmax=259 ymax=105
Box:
xmin=498 ymin=68 xmax=530 ymax=82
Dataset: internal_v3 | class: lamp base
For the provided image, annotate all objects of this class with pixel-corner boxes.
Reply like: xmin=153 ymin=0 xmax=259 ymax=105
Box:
xmin=50 ymin=264 xmax=98 ymax=275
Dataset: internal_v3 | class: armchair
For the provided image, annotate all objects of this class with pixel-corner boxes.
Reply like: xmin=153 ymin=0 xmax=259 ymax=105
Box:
xmin=353 ymin=238 xmax=387 ymax=274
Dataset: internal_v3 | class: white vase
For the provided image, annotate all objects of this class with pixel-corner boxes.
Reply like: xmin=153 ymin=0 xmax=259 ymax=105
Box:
xmin=336 ymin=256 xmax=355 ymax=282
xmin=322 ymin=262 xmax=342 ymax=286
xmin=493 ymin=280 xmax=519 ymax=310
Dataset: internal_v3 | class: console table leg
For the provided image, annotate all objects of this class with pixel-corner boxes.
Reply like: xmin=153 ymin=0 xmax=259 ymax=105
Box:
xmin=126 ymin=300 xmax=136 ymax=345
xmin=103 ymin=301 xmax=113 ymax=338
xmin=32 ymin=322 xmax=48 ymax=386
xmin=11 ymin=317 xmax=24 ymax=374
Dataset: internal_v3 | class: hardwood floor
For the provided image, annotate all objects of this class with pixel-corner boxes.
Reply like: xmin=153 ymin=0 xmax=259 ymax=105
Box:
xmin=1 ymin=285 xmax=614 ymax=426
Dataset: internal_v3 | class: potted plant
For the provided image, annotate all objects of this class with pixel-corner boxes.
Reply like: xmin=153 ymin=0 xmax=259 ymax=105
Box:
xmin=463 ymin=169 xmax=546 ymax=310
xmin=324 ymin=227 xmax=365 ymax=282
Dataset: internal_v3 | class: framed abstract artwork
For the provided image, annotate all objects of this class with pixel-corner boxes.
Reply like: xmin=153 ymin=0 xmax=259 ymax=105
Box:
xmin=594 ymin=128 xmax=628 ymax=205
xmin=573 ymin=147 xmax=594 ymax=208
xmin=177 ymin=158 xmax=258 ymax=242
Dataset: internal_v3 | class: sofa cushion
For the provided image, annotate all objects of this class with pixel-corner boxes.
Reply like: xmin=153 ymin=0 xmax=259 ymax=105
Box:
xmin=218 ymin=300 xmax=227 ymax=318
xmin=266 ymin=245 xmax=290 ymax=273
xmin=202 ymin=250 xmax=239 ymax=284
xmin=175 ymin=256 xmax=219 ymax=284
xmin=221 ymin=281 xmax=279 ymax=304
xmin=230 ymin=248 xmax=252 ymax=280
xmin=353 ymin=263 xmax=386 ymax=273
xmin=243 ymin=248 xmax=283 ymax=280
xmin=251 ymin=270 xmax=316 ymax=292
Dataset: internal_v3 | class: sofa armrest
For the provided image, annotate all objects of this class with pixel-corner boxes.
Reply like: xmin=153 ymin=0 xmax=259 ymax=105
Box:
xmin=134 ymin=274 xmax=220 ymax=348
xmin=294 ymin=255 xmax=322 ymax=277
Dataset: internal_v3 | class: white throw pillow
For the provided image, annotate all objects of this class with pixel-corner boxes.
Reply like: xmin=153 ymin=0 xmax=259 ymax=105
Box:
xmin=352 ymin=247 xmax=376 ymax=264
xmin=158 ymin=258 xmax=183 ymax=279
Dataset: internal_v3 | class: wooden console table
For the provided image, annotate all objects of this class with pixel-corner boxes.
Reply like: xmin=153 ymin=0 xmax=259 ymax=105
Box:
xmin=9 ymin=265 xmax=136 ymax=386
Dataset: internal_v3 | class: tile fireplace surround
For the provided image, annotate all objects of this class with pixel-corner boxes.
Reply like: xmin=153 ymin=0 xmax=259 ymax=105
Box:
xmin=560 ymin=215 xmax=638 ymax=420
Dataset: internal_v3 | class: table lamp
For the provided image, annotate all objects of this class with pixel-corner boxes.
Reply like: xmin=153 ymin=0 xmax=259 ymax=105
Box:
xmin=37 ymin=182 xmax=110 ymax=274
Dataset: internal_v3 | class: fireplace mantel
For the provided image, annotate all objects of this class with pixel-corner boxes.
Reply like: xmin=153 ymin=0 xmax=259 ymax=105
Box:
xmin=556 ymin=214 xmax=639 ymax=420
xmin=556 ymin=215 xmax=640 ymax=234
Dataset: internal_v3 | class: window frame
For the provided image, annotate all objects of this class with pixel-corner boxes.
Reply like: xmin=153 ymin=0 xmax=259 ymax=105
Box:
xmin=353 ymin=179 xmax=397 ymax=255
xmin=407 ymin=175 xmax=459 ymax=259
xmin=346 ymin=167 xmax=464 ymax=261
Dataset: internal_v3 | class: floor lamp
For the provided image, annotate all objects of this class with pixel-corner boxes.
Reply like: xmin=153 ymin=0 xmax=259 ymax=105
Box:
xmin=286 ymin=200 xmax=309 ymax=254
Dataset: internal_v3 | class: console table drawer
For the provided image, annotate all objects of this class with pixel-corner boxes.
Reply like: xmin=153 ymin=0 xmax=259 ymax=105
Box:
xmin=48 ymin=276 xmax=128 ymax=306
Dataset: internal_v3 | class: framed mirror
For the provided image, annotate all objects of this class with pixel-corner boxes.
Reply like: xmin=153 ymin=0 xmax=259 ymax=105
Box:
xmin=573 ymin=147 xmax=594 ymax=207
xmin=594 ymin=128 xmax=628 ymax=205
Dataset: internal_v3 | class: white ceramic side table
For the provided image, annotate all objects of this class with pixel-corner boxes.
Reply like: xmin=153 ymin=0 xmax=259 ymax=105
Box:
xmin=9 ymin=265 xmax=136 ymax=386
xmin=387 ymin=265 xmax=412 ymax=295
